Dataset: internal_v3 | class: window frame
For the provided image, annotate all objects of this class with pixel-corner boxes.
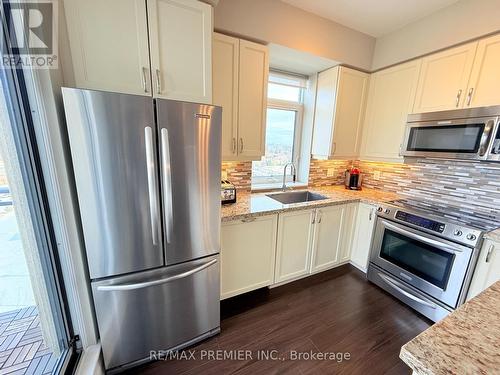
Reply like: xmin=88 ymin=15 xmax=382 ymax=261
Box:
xmin=251 ymin=94 xmax=304 ymax=186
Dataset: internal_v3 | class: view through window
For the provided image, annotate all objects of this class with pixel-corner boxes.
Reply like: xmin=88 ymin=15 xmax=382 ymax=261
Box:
xmin=252 ymin=72 xmax=306 ymax=185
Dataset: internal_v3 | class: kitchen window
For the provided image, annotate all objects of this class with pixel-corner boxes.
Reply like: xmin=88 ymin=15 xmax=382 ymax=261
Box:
xmin=252 ymin=71 xmax=307 ymax=186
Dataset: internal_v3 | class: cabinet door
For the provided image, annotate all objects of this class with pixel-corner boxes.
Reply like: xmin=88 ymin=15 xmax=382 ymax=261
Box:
xmin=331 ymin=68 xmax=369 ymax=159
xmin=221 ymin=216 xmax=277 ymax=299
xmin=275 ymin=210 xmax=314 ymax=283
xmin=311 ymin=205 xmax=344 ymax=273
xmin=413 ymin=43 xmax=477 ymax=113
xmin=360 ymin=60 xmax=421 ymax=162
xmin=237 ymin=40 xmax=269 ymax=160
xmin=467 ymin=240 xmax=500 ymax=300
xmin=148 ymin=0 xmax=212 ymax=103
xmin=311 ymin=67 xmax=339 ymax=158
xmin=466 ymin=35 xmax=500 ymax=108
xmin=338 ymin=203 xmax=357 ymax=263
xmin=213 ymin=33 xmax=239 ymax=160
xmin=64 ymin=0 xmax=151 ymax=95
xmin=350 ymin=203 xmax=376 ymax=272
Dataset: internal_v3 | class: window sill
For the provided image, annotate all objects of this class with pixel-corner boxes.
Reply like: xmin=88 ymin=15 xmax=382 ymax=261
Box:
xmin=251 ymin=181 xmax=308 ymax=192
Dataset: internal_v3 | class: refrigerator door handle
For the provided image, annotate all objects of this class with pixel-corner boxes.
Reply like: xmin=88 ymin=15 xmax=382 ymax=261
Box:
xmin=161 ymin=128 xmax=174 ymax=244
xmin=96 ymin=258 xmax=218 ymax=291
xmin=144 ymin=126 xmax=159 ymax=245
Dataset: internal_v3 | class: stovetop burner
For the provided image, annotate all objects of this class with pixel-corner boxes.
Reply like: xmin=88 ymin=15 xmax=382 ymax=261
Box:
xmin=388 ymin=198 xmax=500 ymax=232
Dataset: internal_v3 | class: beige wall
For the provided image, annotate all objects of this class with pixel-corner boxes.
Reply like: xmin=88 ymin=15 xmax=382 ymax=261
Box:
xmin=372 ymin=0 xmax=500 ymax=70
xmin=214 ymin=0 xmax=375 ymax=71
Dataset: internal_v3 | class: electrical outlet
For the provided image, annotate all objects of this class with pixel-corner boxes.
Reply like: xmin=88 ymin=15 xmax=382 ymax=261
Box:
xmin=373 ymin=171 xmax=381 ymax=180
xmin=221 ymin=170 xmax=228 ymax=180
xmin=327 ymin=168 xmax=335 ymax=177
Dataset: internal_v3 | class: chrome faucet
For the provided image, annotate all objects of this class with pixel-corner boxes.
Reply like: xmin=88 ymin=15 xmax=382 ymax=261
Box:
xmin=282 ymin=162 xmax=297 ymax=191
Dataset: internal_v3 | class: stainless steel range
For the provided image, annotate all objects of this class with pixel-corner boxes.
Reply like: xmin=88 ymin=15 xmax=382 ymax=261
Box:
xmin=367 ymin=199 xmax=500 ymax=322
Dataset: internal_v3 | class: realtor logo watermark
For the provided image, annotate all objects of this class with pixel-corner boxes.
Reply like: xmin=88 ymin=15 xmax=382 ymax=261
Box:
xmin=2 ymin=0 xmax=58 ymax=69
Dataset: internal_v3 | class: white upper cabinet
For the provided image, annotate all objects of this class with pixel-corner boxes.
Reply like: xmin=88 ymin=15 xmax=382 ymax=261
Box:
xmin=213 ymin=33 xmax=239 ymax=159
xmin=466 ymin=34 xmax=500 ymax=108
xmin=237 ymin=40 xmax=269 ymax=160
xmin=312 ymin=66 xmax=369 ymax=159
xmin=213 ymin=34 xmax=269 ymax=161
xmin=360 ymin=60 xmax=421 ymax=162
xmin=147 ymin=0 xmax=212 ymax=103
xmin=413 ymin=43 xmax=477 ymax=113
xmin=64 ymin=0 xmax=212 ymax=102
xmin=64 ymin=0 xmax=151 ymax=95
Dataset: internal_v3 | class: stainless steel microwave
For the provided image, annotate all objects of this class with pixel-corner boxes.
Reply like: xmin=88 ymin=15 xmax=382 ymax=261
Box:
xmin=401 ymin=106 xmax=500 ymax=162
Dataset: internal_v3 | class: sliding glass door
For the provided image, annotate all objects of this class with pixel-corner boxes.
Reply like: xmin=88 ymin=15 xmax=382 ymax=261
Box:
xmin=0 ymin=2 xmax=78 ymax=373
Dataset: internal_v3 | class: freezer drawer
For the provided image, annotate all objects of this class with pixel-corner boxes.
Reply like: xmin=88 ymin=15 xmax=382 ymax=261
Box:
xmin=92 ymin=255 xmax=220 ymax=370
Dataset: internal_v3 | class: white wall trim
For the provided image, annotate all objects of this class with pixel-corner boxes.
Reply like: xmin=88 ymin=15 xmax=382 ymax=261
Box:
xmin=75 ymin=343 xmax=104 ymax=375
xmin=23 ymin=67 xmax=98 ymax=349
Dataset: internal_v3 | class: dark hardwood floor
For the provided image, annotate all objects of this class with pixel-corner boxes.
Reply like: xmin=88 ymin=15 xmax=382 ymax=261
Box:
xmin=130 ymin=265 xmax=431 ymax=375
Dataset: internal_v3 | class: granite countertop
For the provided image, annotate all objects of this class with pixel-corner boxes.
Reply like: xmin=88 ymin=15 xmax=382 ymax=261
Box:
xmin=221 ymin=185 xmax=400 ymax=222
xmin=400 ymin=281 xmax=500 ymax=375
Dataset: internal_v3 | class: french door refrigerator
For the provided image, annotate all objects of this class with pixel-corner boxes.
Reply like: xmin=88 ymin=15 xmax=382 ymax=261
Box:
xmin=61 ymin=88 xmax=221 ymax=372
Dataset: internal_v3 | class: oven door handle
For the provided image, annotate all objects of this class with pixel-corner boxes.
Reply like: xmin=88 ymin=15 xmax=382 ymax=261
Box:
xmin=383 ymin=221 xmax=462 ymax=254
xmin=378 ymin=272 xmax=437 ymax=309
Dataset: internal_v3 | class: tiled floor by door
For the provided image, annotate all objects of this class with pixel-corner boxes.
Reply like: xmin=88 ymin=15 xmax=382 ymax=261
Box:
xmin=0 ymin=205 xmax=34 ymax=314
xmin=0 ymin=307 xmax=57 ymax=375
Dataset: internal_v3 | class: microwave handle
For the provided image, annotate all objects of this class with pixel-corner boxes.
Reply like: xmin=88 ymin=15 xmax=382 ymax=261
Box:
xmin=383 ymin=220 xmax=463 ymax=254
xmin=479 ymin=119 xmax=495 ymax=157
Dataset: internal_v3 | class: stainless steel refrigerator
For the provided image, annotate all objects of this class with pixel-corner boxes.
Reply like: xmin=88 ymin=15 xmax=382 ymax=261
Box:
xmin=61 ymin=88 xmax=221 ymax=372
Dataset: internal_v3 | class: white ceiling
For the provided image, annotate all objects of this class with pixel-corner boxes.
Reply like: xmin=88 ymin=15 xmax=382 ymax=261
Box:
xmin=280 ymin=0 xmax=460 ymax=37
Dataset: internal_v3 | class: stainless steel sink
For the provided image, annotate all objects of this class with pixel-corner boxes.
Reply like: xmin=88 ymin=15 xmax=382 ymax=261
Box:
xmin=266 ymin=191 xmax=328 ymax=204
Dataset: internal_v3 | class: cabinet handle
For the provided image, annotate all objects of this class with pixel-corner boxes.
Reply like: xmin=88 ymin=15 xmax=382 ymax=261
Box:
xmin=369 ymin=209 xmax=373 ymax=221
xmin=141 ymin=67 xmax=148 ymax=93
xmin=239 ymin=138 xmax=244 ymax=153
xmin=455 ymin=89 xmax=462 ymax=107
xmin=311 ymin=213 xmax=316 ymax=224
xmin=466 ymin=88 xmax=474 ymax=106
xmin=486 ymin=244 xmax=494 ymax=263
xmin=155 ymin=69 xmax=161 ymax=94
xmin=232 ymin=138 xmax=236 ymax=154
xmin=317 ymin=211 xmax=322 ymax=224
xmin=332 ymin=142 xmax=336 ymax=154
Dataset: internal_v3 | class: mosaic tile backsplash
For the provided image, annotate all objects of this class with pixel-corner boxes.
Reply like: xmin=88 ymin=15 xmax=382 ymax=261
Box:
xmin=222 ymin=157 xmax=500 ymax=220
xmin=221 ymin=161 xmax=252 ymax=190
xmin=355 ymin=159 xmax=500 ymax=219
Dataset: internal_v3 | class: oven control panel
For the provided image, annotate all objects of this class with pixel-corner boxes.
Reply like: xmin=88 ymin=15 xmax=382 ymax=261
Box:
xmin=375 ymin=203 xmax=483 ymax=247
xmin=395 ymin=211 xmax=445 ymax=233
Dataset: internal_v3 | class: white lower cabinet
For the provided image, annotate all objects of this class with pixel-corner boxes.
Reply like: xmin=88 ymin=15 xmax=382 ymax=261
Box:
xmin=275 ymin=210 xmax=315 ymax=283
xmin=275 ymin=204 xmax=356 ymax=283
xmin=221 ymin=202 xmax=378 ymax=298
xmin=310 ymin=205 xmax=344 ymax=273
xmin=339 ymin=203 xmax=357 ymax=263
xmin=467 ymin=239 xmax=500 ymax=300
xmin=220 ymin=215 xmax=278 ymax=300
xmin=349 ymin=203 xmax=377 ymax=272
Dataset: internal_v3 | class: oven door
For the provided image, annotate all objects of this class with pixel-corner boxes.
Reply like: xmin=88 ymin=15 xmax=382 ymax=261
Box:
xmin=401 ymin=117 xmax=497 ymax=160
xmin=370 ymin=218 xmax=473 ymax=308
